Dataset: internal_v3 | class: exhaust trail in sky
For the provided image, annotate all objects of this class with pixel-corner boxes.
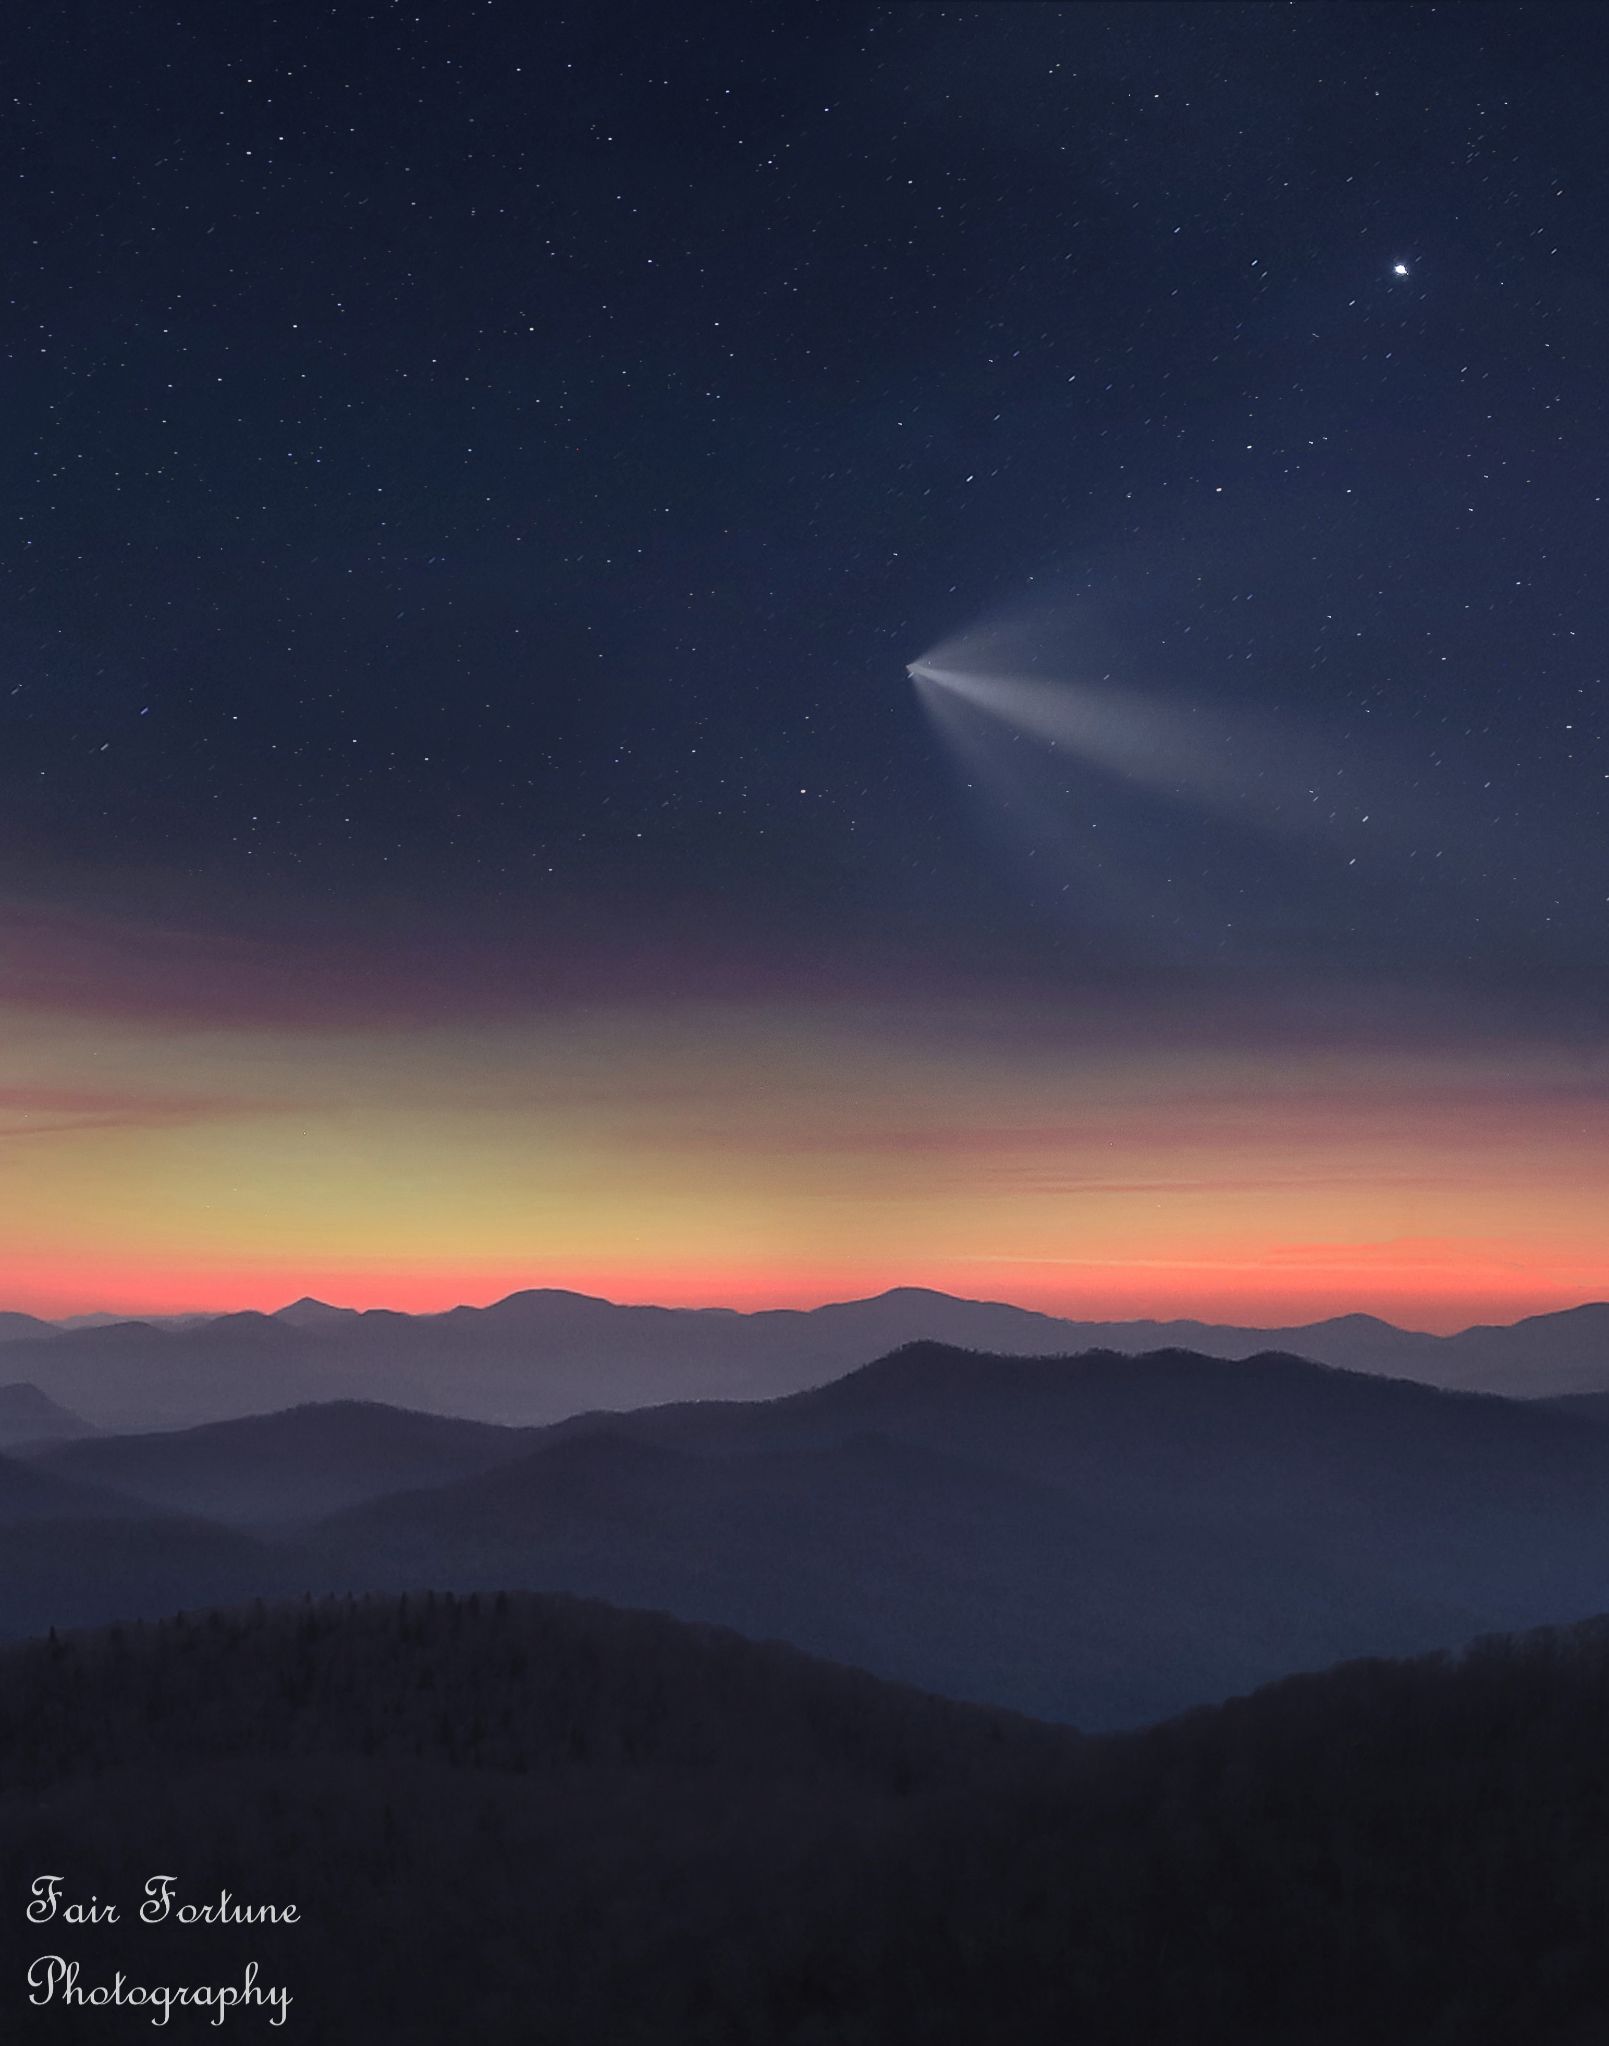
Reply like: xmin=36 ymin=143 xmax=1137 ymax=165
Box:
xmin=908 ymin=639 xmax=1413 ymax=856
xmin=910 ymin=657 xmax=1235 ymax=806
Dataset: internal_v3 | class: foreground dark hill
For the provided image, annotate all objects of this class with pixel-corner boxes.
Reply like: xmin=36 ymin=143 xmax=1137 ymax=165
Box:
xmin=1548 ymin=1389 xmax=1609 ymax=1424
xmin=4 ymin=1592 xmax=1609 ymax=2044
xmin=314 ymin=1344 xmax=1609 ymax=1725
xmin=32 ymin=1400 xmax=537 ymax=1524
xmin=8 ymin=1286 xmax=1609 ymax=1430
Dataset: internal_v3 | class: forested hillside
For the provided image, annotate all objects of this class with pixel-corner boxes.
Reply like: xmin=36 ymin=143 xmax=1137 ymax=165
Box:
xmin=5 ymin=1593 xmax=1609 ymax=2044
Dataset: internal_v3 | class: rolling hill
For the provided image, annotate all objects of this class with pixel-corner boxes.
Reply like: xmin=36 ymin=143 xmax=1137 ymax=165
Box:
xmin=13 ymin=1344 xmax=1609 ymax=1726
xmin=309 ymin=1342 xmax=1609 ymax=1726
xmin=31 ymin=1399 xmax=537 ymax=1524
xmin=0 ymin=1381 xmax=94 ymax=1447
xmin=0 ymin=1447 xmax=143 ymax=1526
xmin=0 ymin=1446 xmax=292 ymax=1642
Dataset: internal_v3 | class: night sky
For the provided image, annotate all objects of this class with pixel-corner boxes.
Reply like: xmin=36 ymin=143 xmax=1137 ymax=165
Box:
xmin=4 ymin=2 xmax=1606 ymax=1324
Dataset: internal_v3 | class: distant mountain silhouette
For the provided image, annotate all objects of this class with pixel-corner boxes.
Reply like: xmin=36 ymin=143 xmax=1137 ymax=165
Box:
xmin=0 ymin=1312 xmax=331 ymax=1429
xmin=8 ymin=1591 xmax=1609 ymax=2043
xmin=7 ymin=1285 xmax=1609 ymax=1430
xmin=32 ymin=1310 xmax=211 ymax=1333
xmin=0 ymin=1381 xmax=95 ymax=1447
xmin=273 ymin=1295 xmax=364 ymax=1330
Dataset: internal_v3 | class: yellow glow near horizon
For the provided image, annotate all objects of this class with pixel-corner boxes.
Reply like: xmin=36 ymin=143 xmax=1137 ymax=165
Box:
xmin=3 ymin=992 xmax=1607 ymax=1329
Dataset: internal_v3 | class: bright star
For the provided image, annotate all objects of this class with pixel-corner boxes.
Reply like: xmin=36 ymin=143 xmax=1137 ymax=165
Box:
xmin=1392 ymin=262 xmax=1409 ymax=276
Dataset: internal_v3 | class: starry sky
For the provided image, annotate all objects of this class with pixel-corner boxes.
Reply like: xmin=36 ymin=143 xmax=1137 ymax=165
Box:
xmin=3 ymin=1 xmax=1607 ymax=1326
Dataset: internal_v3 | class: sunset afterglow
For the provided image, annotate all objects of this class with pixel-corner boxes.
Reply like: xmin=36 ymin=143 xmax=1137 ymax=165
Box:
xmin=6 ymin=898 xmax=1604 ymax=1330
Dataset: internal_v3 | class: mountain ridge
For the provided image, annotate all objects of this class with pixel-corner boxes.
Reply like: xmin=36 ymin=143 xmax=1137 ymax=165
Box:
xmin=299 ymin=1340 xmax=1609 ymax=1726
xmin=5 ymin=1286 xmax=1608 ymax=1429
xmin=17 ymin=1338 xmax=1609 ymax=1723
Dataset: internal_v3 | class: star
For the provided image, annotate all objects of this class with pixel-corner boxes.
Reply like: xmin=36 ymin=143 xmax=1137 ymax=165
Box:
xmin=1392 ymin=262 xmax=1409 ymax=276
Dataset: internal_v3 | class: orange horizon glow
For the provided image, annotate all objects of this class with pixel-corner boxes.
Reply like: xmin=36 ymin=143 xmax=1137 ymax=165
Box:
xmin=6 ymin=914 xmax=1608 ymax=1340
xmin=6 ymin=1256 xmax=1608 ymax=1338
